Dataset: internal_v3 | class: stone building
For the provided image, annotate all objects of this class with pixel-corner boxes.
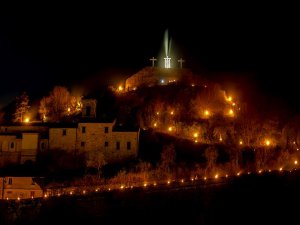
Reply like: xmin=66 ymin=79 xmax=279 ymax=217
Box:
xmin=0 ymin=177 xmax=43 ymax=200
xmin=0 ymin=98 xmax=140 ymax=166
xmin=0 ymin=129 xmax=43 ymax=166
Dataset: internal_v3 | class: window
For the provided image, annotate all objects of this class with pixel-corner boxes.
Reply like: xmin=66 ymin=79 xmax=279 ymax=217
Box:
xmin=10 ymin=142 xmax=14 ymax=149
xmin=81 ymin=142 xmax=85 ymax=147
xmin=86 ymin=106 xmax=91 ymax=116
xmin=116 ymin=141 xmax=120 ymax=150
xmin=8 ymin=178 xmax=12 ymax=185
xmin=104 ymin=141 xmax=109 ymax=147
xmin=62 ymin=129 xmax=67 ymax=136
xmin=41 ymin=142 xmax=45 ymax=150
xmin=82 ymin=126 xmax=86 ymax=133
xmin=104 ymin=127 xmax=109 ymax=133
xmin=127 ymin=142 xmax=131 ymax=150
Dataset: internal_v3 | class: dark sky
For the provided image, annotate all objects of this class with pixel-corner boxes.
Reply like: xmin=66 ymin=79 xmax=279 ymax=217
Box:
xmin=0 ymin=4 xmax=299 ymax=111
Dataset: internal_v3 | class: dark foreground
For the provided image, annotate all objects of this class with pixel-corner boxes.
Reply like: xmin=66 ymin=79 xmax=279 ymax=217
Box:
xmin=1 ymin=171 xmax=300 ymax=225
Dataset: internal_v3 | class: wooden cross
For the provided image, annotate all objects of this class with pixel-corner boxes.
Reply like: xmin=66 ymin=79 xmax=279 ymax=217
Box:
xmin=149 ymin=57 xmax=157 ymax=67
xmin=178 ymin=58 xmax=185 ymax=69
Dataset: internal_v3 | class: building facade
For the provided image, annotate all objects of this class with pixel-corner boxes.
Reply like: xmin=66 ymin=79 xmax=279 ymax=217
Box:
xmin=0 ymin=177 xmax=43 ymax=200
xmin=0 ymin=99 xmax=140 ymax=166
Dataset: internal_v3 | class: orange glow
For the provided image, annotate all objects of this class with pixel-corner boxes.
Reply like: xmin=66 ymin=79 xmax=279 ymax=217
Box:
xmin=226 ymin=96 xmax=232 ymax=102
xmin=67 ymin=107 xmax=71 ymax=112
xmin=193 ymin=133 xmax=198 ymax=138
xmin=83 ymin=190 xmax=86 ymax=194
xmin=204 ymin=177 xmax=207 ymax=180
xmin=294 ymin=160 xmax=298 ymax=165
xmin=181 ymin=179 xmax=184 ymax=183
xmin=153 ymin=122 xmax=157 ymax=127
xmin=239 ymin=140 xmax=243 ymax=145
xmin=120 ymin=185 xmax=124 ymax=189
xmin=237 ymin=172 xmax=240 ymax=176
xmin=154 ymin=182 xmax=157 ymax=186
xmin=232 ymin=102 xmax=236 ymax=106
xmin=17 ymin=197 xmax=20 ymax=201
xmin=70 ymin=191 xmax=73 ymax=195
xmin=279 ymin=167 xmax=283 ymax=171
xmin=258 ymin=170 xmax=262 ymax=174
xmin=225 ymin=174 xmax=228 ymax=178
xmin=118 ymin=85 xmax=123 ymax=91
xmin=144 ymin=183 xmax=147 ymax=187
xmin=168 ymin=127 xmax=173 ymax=132
xmin=167 ymin=180 xmax=171 ymax=184
xmin=170 ymin=111 xmax=174 ymax=115
xmin=228 ymin=109 xmax=234 ymax=116
xmin=204 ymin=110 xmax=210 ymax=117
xmin=219 ymin=135 xmax=223 ymax=142
xmin=265 ymin=139 xmax=271 ymax=146
xmin=24 ymin=117 xmax=30 ymax=123
xmin=215 ymin=174 xmax=219 ymax=179
xmin=44 ymin=194 xmax=48 ymax=198
xmin=194 ymin=139 xmax=198 ymax=143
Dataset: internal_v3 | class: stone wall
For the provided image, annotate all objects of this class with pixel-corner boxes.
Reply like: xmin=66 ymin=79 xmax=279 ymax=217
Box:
xmin=49 ymin=128 xmax=77 ymax=151
xmin=77 ymin=122 xmax=114 ymax=152
xmin=104 ymin=131 xmax=139 ymax=163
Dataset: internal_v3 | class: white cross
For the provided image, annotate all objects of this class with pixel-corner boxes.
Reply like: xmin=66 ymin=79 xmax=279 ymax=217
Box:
xmin=164 ymin=56 xmax=171 ymax=68
xmin=178 ymin=58 xmax=185 ymax=68
xmin=149 ymin=57 xmax=157 ymax=67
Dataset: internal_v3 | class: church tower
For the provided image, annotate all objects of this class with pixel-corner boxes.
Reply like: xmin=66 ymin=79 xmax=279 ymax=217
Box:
xmin=81 ymin=99 xmax=97 ymax=118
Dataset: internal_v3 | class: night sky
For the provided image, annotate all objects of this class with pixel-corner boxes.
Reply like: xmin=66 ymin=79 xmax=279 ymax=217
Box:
xmin=0 ymin=5 xmax=299 ymax=111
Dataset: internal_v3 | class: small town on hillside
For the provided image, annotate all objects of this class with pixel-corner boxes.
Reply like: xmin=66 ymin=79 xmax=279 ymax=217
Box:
xmin=0 ymin=11 xmax=299 ymax=224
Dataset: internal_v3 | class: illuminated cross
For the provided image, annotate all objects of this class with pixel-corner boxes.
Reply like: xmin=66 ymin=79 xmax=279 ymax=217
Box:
xmin=178 ymin=58 xmax=185 ymax=69
xmin=149 ymin=57 xmax=157 ymax=67
xmin=164 ymin=56 xmax=171 ymax=68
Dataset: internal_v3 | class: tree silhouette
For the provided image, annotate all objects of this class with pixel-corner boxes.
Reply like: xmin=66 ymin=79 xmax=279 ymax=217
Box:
xmin=13 ymin=92 xmax=30 ymax=122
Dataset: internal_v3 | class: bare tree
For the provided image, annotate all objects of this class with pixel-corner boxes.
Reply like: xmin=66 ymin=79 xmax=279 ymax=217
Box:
xmin=159 ymin=144 xmax=176 ymax=173
xmin=39 ymin=86 xmax=82 ymax=122
xmin=204 ymin=146 xmax=218 ymax=175
xmin=86 ymin=151 xmax=107 ymax=178
xmin=14 ymin=92 xmax=30 ymax=122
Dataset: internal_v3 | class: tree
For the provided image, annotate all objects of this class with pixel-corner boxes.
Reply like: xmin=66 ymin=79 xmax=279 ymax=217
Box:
xmin=204 ymin=146 xmax=218 ymax=175
xmin=39 ymin=86 xmax=82 ymax=122
xmin=86 ymin=151 xmax=107 ymax=178
xmin=13 ymin=92 xmax=30 ymax=122
xmin=159 ymin=144 xmax=176 ymax=173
